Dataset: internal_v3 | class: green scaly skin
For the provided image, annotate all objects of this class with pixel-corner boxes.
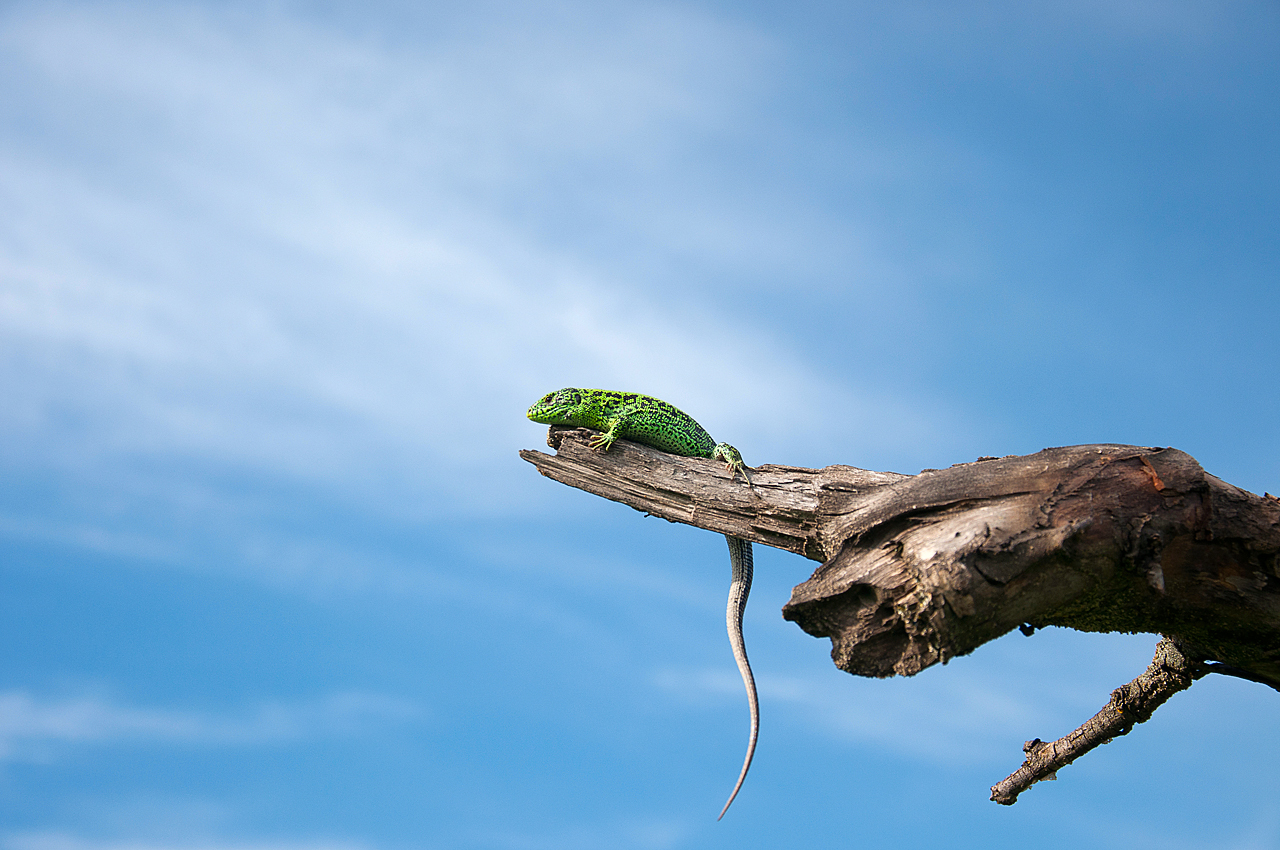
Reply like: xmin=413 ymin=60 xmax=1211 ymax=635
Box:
xmin=527 ymin=388 xmax=757 ymax=820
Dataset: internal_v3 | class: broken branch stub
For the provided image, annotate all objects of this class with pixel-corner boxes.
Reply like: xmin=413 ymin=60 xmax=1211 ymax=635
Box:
xmin=780 ymin=443 xmax=1280 ymax=687
xmin=988 ymin=636 xmax=1210 ymax=805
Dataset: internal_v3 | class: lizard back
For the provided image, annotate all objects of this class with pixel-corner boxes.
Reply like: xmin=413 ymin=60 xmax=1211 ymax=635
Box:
xmin=527 ymin=388 xmax=717 ymax=458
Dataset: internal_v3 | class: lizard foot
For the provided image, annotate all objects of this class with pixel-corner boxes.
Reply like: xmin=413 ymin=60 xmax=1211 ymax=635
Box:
xmin=713 ymin=443 xmax=752 ymax=486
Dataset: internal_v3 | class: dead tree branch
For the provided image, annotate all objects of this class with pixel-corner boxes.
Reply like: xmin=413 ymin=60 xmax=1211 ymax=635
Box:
xmin=520 ymin=427 xmax=1280 ymax=800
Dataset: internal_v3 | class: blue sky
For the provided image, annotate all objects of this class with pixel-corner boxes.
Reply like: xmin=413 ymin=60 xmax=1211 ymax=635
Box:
xmin=1 ymin=1 xmax=1277 ymax=848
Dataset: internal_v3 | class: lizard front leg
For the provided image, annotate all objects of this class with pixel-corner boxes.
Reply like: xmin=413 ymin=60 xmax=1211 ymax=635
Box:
xmin=713 ymin=443 xmax=752 ymax=486
xmin=588 ymin=416 xmax=626 ymax=453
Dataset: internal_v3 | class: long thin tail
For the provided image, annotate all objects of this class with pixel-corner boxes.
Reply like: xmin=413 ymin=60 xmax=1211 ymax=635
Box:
xmin=718 ymin=534 xmax=757 ymax=820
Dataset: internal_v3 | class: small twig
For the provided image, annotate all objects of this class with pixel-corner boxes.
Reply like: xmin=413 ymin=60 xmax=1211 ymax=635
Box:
xmin=989 ymin=637 xmax=1209 ymax=805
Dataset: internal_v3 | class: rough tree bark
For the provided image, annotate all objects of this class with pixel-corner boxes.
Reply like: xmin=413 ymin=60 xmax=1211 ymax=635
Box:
xmin=520 ymin=427 xmax=1280 ymax=803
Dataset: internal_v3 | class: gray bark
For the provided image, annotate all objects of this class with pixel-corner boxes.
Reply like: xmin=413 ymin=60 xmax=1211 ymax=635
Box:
xmin=520 ymin=427 xmax=1280 ymax=801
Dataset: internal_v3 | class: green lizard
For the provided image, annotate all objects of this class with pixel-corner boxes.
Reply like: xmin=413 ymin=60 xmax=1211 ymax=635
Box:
xmin=526 ymin=388 xmax=757 ymax=819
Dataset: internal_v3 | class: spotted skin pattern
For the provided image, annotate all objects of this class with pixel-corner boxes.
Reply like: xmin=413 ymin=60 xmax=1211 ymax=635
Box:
xmin=527 ymin=388 xmax=757 ymax=820
xmin=526 ymin=388 xmax=748 ymax=478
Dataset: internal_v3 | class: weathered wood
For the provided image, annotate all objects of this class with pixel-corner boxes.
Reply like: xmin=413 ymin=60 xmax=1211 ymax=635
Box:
xmin=520 ymin=427 xmax=1280 ymax=799
xmin=785 ymin=444 xmax=1280 ymax=688
xmin=519 ymin=425 xmax=908 ymax=561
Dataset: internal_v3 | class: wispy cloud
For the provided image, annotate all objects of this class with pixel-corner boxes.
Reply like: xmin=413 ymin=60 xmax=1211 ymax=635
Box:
xmin=1 ymin=835 xmax=370 ymax=850
xmin=0 ymin=689 xmax=417 ymax=763
xmin=654 ymin=665 xmax=1047 ymax=764
xmin=469 ymin=818 xmax=691 ymax=850
xmin=0 ymin=1 xmax=940 ymax=531
xmin=1 ymin=826 xmax=689 ymax=850
xmin=654 ymin=630 xmax=1165 ymax=765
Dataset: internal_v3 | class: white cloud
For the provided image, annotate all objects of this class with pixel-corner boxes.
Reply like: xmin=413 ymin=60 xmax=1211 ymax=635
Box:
xmin=1 ymin=835 xmax=369 ymax=850
xmin=654 ymin=665 xmax=1045 ymax=763
xmin=1 ymin=825 xmax=692 ymax=850
xmin=0 ymin=0 xmax=945 ymax=549
xmin=655 ymin=629 xmax=1167 ymax=765
xmin=469 ymin=818 xmax=691 ymax=850
xmin=0 ymin=689 xmax=418 ymax=762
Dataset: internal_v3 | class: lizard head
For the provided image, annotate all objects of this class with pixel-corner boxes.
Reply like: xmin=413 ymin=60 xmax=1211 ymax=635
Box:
xmin=526 ymin=388 xmax=586 ymax=424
